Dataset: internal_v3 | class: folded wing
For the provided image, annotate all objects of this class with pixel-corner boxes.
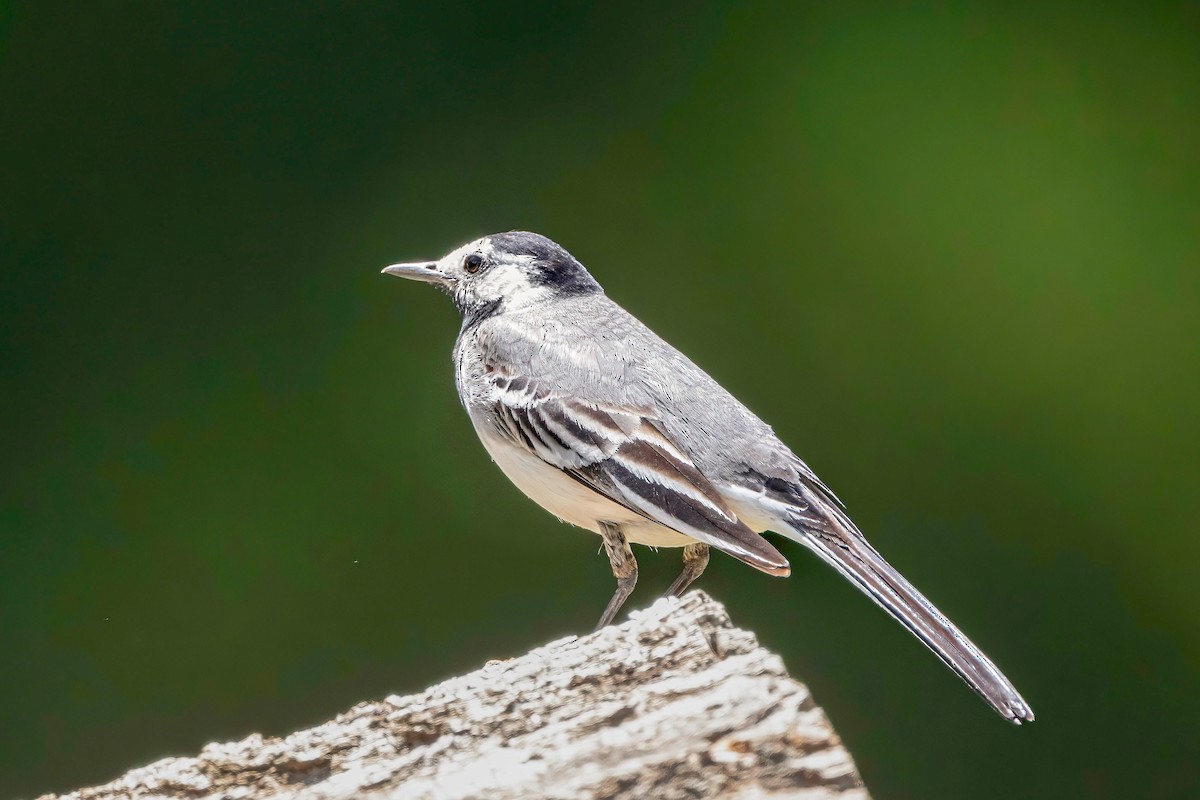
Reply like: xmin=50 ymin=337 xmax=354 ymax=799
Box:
xmin=488 ymin=369 xmax=788 ymax=575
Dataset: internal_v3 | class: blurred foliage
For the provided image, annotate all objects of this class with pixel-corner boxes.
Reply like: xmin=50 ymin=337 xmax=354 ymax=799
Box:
xmin=2 ymin=2 xmax=1198 ymax=797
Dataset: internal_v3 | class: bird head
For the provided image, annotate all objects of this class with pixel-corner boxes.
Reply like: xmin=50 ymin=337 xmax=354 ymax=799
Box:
xmin=382 ymin=231 xmax=602 ymax=319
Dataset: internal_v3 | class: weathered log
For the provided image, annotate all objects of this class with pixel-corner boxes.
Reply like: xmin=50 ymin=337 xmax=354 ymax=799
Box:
xmin=40 ymin=591 xmax=868 ymax=799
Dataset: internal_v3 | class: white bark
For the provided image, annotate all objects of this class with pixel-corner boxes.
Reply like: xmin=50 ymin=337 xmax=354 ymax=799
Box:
xmin=40 ymin=591 xmax=869 ymax=800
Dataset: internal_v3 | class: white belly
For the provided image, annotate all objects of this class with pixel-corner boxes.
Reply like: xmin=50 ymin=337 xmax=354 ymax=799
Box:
xmin=475 ymin=426 xmax=694 ymax=548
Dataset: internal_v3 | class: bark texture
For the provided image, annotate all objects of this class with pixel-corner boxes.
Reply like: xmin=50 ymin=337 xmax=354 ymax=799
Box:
xmin=40 ymin=592 xmax=869 ymax=800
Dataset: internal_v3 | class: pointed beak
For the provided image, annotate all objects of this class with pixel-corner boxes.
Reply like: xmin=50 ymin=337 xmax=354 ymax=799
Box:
xmin=381 ymin=261 xmax=454 ymax=288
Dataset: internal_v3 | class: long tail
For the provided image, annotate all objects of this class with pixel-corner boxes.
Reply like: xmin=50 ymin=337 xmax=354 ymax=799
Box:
xmin=776 ymin=495 xmax=1034 ymax=724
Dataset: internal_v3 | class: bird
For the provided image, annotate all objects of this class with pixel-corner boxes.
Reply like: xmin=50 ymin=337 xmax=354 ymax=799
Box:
xmin=381 ymin=230 xmax=1034 ymax=724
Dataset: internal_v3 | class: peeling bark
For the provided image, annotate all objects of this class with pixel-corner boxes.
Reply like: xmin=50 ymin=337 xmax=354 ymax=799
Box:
xmin=40 ymin=592 xmax=869 ymax=800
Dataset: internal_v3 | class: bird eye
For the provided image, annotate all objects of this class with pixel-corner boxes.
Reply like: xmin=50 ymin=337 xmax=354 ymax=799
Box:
xmin=464 ymin=254 xmax=483 ymax=274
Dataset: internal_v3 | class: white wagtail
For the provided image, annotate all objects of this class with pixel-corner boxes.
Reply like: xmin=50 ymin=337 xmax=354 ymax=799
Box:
xmin=382 ymin=231 xmax=1033 ymax=724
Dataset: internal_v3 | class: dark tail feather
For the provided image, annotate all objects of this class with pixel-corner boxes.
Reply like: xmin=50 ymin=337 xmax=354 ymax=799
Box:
xmin=781 ymin=510 xmax=1034 ymax=724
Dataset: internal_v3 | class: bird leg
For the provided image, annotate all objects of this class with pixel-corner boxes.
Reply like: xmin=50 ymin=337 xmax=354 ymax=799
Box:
xmin=665 ymin=542 xmax=710 ymax=597
xmin=594 ymin=521 xmax=637 ymax=631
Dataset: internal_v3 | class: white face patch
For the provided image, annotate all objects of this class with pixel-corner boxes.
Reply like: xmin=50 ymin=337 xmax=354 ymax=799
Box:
xmin=435 ymin=238 xmax=491 ymax=277
xmin=476 ymin=259 xmax=553 ymax=309
xmin=444 ymin=237 xmax=553 ymax=312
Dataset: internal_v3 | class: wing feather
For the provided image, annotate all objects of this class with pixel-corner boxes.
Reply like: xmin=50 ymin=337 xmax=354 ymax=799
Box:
xmin=489 ymin=369 xmax=788 ymax=574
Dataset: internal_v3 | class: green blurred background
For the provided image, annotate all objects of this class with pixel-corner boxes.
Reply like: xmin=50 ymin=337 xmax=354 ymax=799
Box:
xmin=2 ymin=1 xmax=1198 ymax=797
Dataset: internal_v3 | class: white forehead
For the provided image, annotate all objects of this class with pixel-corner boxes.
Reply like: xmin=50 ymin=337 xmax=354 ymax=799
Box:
xmin=448 ymin=235 xmax=499 ymax=260
xmin=438 ymin=239 xmax=479 ymax=266
xmin=439 ymin=236 xmax=533 ymax=268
